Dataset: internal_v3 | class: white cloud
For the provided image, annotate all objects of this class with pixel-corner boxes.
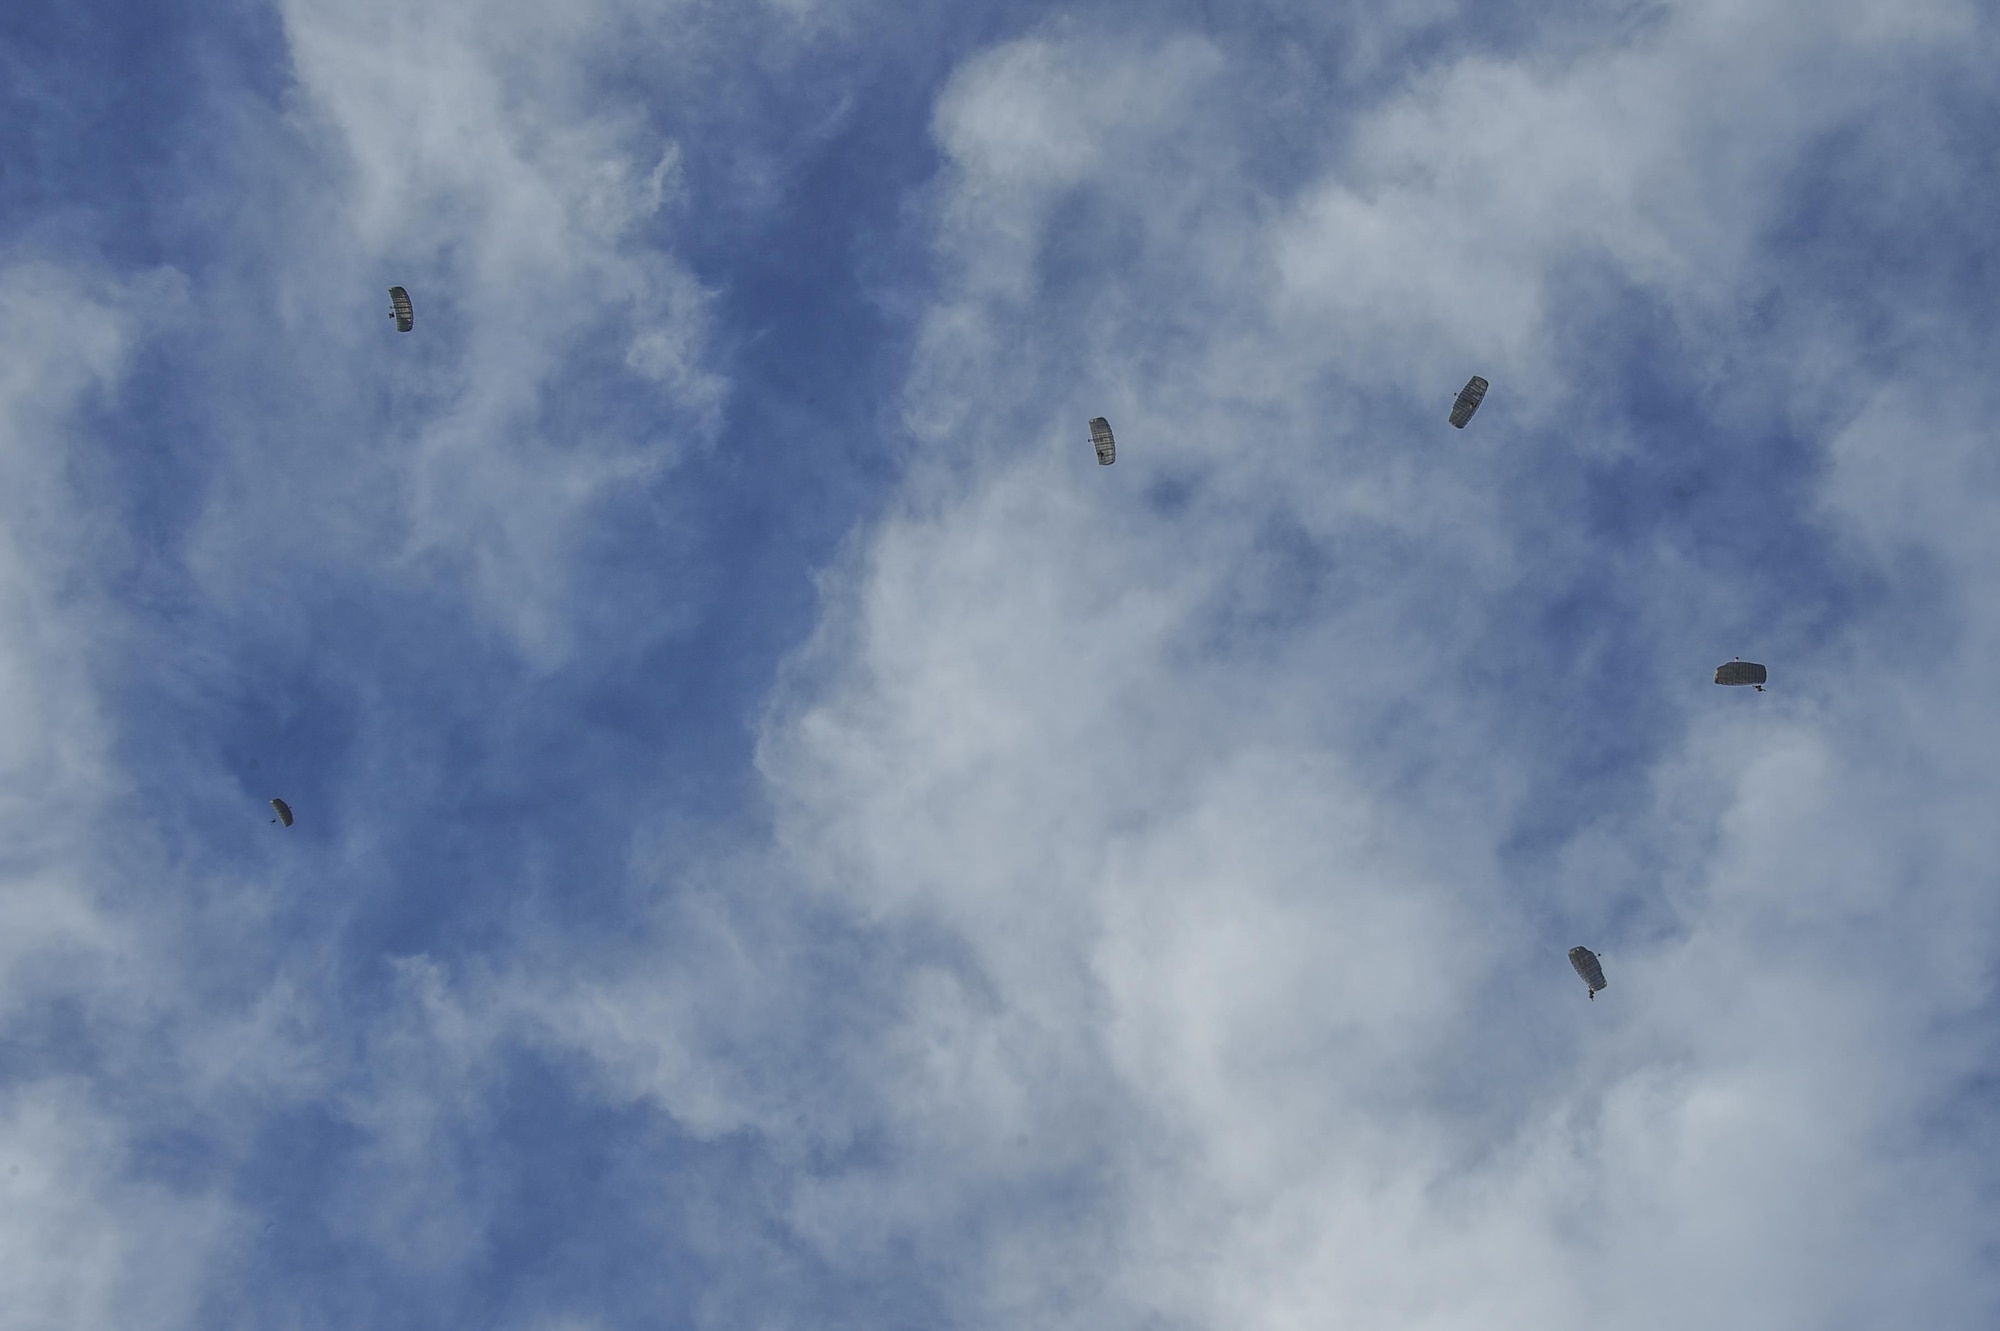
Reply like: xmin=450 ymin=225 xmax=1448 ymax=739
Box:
xmin=696 ymin=2 xmax=2000 ymax=1327
xmin=0 ymin=261 xmax=249 ymax=1331
xmin=11 ymin=0 xmax=1996 ymax=1325
xmin=168 ymin=0 xmax=739 ymax=663
xmin=0 ymin=1082 xmax=231 ymax=1331
xmin=0 ymin=264 xmax=137 ymax=841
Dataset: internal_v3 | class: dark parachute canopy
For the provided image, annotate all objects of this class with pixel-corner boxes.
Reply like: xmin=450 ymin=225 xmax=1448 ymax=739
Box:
xmin=1089 ymin=416 xmax=1116 ymax=466
xmin=1714 ymin=659 xmax=1768 ymax=691
xmin=269 ymin=798 xmax=294 ymax=827
xmin=1449 ymin=376 xmax=1488 ymax=428
xmin=387 ymin=286 xmax=414 ymax=332
xmin=1568 ymin=946 xmax=1606 ymax=1000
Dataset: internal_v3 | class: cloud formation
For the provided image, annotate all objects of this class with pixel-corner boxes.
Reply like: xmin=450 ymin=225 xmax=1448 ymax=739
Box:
xmin=3 ymin=0 xmax=1998 ymax=1328
xmin=737 ymin=4 xmax=2000 ymax=1327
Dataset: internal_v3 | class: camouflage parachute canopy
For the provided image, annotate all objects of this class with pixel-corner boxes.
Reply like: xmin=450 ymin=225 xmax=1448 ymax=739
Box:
xmin=1089 ymin=416 xmax=1116 ymax=466
xmin=387 ymin=286 xmax=414 ymax=332
xmin=1568 ymin=945 xmax=1606 ymax=999
xmin=1714 ymin=659 xmax=1768 ymax=689
xmin=1449 ymin=375 xmax=1488 ymax=428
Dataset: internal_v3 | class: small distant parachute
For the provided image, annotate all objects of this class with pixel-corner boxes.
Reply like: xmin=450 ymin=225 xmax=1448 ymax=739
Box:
xmin=387 ymin=286 xmax=414 ymax=332
xmin=1568 ymin=946 xmax=1606 ymax=1001
xmin=1089 ymin=417 xmax=1116 ymax=466
xmin=1449 ymin=376 xmax=1488 ymax=429
xmin=1714 ymin=658 xmax=1767 ymax=692
xmin=269 ymin=798 xmax=294 ymax=827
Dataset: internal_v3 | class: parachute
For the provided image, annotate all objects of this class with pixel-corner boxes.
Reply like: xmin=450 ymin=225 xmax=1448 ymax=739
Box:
xmin=1089 ymin=417 xmax=1116 ymax=466
xmin=1714 ymin=659 xmax=1768 ymax=691
xmin=1449 ymin=376 xmax=1488 ymax=429
xmin=269 ymin=798 xmax=294 ymax=827
xmin=387 ymin=286 xmax=414 ymax=332
xmin=1568 ymin=946 xmax=1606 ymax=1000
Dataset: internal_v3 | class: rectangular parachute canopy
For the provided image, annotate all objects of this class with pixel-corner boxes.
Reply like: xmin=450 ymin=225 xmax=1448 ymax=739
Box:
xmin=388 ymin=286 xmax=414 ymax=332
xmin=1713 ymin=660 xmax=1768 ymax=687
xmin=1568 ymin=946 xmax=1606 ymax=995
xmin=1449 ymin=376 xmax=1488 ymax=429
xmin=1089 ymin=416 xmax=1116 ymax=465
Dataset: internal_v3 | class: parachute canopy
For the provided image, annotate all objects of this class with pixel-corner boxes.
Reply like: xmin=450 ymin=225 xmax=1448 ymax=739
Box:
xmin=1714 ymin=659 xmax=1768 ymax=689
xmin=269 ymin=798 xmax=294 ymax=827
xmin=1089 ymin=416 xmax=1116 ymax=466
xmin=1449 ymin=376 xmax=1488 ymax=428
xmin=387 ymin=286 xmax=414 ymax=332
xmin=1568 ymin=946 xmax=1606 ymax=999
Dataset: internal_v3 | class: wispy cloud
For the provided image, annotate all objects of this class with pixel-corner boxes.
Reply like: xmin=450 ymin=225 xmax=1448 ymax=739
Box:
xmin=723 ymin=3 xmax=2000 ymax=1326
xmin=4 ymin=0 xmax=1998 ymax=1327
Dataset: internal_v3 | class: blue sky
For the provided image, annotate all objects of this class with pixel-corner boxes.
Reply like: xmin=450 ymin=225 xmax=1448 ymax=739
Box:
xmin=4 ymin=1 xmax=1999 ymax=1328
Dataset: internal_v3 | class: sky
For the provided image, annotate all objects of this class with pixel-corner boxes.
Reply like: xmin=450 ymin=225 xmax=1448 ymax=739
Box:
xmin=3 ymin=0 xmax=1999 ymax=1327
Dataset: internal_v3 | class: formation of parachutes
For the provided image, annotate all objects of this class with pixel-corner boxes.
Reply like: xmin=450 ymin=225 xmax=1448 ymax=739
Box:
xmin=257 ymin=284 xmax=1770 ymax=1005
xmin=1091 ymin=372 xmax=1773 ymax=1003
xmin=264 ymin=291 xmax=419 ymax=830
xmin=1090 ymin=372 xmax=1493 ymax=462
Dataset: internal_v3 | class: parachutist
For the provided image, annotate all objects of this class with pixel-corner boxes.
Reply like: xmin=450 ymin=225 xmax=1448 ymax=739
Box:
xmin=1089 ymin=416 xmax=1116 ymax=465
xmin=1569 ymin=946 xmax=1606 ymax=1000
xmin=1450 ymin=375 xmax=1488 ymax=428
